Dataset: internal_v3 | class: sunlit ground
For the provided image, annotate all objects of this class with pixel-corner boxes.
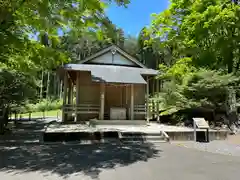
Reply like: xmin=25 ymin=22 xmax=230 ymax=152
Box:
xmin=11 ymin=110 xmax=61 ymax=119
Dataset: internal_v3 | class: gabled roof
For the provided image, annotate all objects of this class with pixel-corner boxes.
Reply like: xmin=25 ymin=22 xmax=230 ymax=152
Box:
xmin=78 ymin=45 xmax=147 ymax=68
xmin=63 ymin=64 xmax=158 ymax=84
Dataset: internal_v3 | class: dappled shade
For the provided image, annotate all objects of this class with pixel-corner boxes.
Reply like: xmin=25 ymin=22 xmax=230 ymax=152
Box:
xmin=0 ymin=143 xmax=160 ymax=179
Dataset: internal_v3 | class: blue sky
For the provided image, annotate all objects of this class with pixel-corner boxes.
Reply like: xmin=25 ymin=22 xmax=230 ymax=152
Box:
xmin=106 ymin=0 xmax=169 ymax=36
xmin=31 ymin=0 xmax=169 ymax=39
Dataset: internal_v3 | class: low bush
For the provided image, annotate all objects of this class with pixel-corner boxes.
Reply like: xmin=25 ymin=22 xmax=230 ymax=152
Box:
xmin=35 ymin=99 xmax=63 ymax=112
xmin=13 ymin=99 xmax=63 ymax=115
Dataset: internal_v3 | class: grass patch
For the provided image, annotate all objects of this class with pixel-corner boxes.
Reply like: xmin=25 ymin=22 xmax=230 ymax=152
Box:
xmin=12 ymin=109 xmax=62 ymax=119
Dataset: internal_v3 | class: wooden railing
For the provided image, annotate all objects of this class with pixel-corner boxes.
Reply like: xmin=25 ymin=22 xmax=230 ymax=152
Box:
xmin=134 ymin=105 xmax=146 ymax=115
xmin=63 ymin=104 xmax=146 ymax=116
xmin=149 ymin=99 xmax=160 ymax=119
xmin=63 ymin=104 xmax=100 ymax=114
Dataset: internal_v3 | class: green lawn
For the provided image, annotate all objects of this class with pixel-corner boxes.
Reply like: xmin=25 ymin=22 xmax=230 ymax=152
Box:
xmin=12 ymin=109 xmax=62 ymax=119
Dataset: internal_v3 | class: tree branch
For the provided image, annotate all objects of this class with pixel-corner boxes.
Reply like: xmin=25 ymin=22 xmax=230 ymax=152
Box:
xmin=0 ymin=0 xmax=27 ymax=30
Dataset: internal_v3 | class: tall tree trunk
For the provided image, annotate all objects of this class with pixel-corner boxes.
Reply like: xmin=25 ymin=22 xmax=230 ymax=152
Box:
xmin=46 ymin=72 xmax=50 ymax=99
xmin=40 ymin=71 xmax=44 ymax=99
xmin=53 ymin=73 xmax=57 ymax=98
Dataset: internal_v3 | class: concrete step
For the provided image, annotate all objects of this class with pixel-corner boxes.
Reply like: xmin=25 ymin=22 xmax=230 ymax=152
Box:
xmin=90 ymin=120 xmax=147 ymax=126
xmin=120 ymin=132 xmax=168 ymax=143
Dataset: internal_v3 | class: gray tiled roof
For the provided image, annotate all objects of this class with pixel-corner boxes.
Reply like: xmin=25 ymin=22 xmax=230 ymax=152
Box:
xmin=64 ymin=64 xmax=158 ymax=84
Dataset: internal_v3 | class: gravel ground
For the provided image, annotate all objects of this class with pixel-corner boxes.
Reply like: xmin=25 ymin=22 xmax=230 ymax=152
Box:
xmin=173 ymin=134 xmax=240 ymax=157
xmin=173 ymin=140 xmax=240 ymax=156
xmin=0 ymin=143 xmax=240 ymax=180
xmin=1 ymin=119 xmax=240 ymax=180
xmin=227 ymin=134 xmax=240 ymax=144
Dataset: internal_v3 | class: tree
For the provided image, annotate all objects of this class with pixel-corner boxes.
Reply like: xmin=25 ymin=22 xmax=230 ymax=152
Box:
xmin=1 ymin=0 xmax=130 ymax=67
xmin=0 ymin=68 xmax=37 ymax=133
xmin=147 ymin=0 xmax=240 ymax=128
xmin=155 ymin=58 xmax=240 ymax=126
xmin=0 ymin=0 xmax=130 ymax=128
xmin=124 ymin=35 xmax=139 ymax=57
xmin=149 ymin=0 xmax=240 ymax=73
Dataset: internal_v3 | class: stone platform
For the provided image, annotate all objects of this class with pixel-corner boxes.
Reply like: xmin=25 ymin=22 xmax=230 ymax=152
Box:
xmin=43 ymin=123 xmax=168 ymax=143
xmin=43 ymin=123 xmax=227 ymax=143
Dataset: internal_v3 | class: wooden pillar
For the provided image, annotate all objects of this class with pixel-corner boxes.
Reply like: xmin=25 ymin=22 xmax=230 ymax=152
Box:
xmin=156 ymin=79 xmax=160 ymax=122
xmin=67 ymin=80 xmax=72 ymax=121
xmin=62 ymin=71 xmax=68 ymax=122
xmin=130 ymin=84 xmax=134 ymax=120
xmin=126 ymin=85 xmax=130 ymax=119
xmin=146 ymin=77 xmax=150 ymax=122
xmin=99 ymin=83 xmax=105 ymax=120
xmin=152 ymin=79 xmax=155 ymax=119
xmin=68 ymin=81 xmax=73 ymax=104
xmin=125 ymin=85 xmax=128 ymax=105
xmin=76 ymin=72 xmax=80 ymax=121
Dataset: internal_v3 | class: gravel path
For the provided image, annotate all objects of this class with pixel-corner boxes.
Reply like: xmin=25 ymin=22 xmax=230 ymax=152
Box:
xmin=1 ymin=119 xmax=240 ymax=180
xmin=227 ymin=134 xmax=240 ymax=144
xmin=173 ymin=140 xmax=240 ymax=156
xmin=0 ymin=143 xmax=240 ymax=180
xmin=173 ymin=134 xmax=240 ymax=157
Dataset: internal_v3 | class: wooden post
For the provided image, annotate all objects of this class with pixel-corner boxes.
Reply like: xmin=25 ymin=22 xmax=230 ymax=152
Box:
xmin=76 ymin=72 xmax=80 ymax=121
xmin=125 ymin=85 xmax=128 ymax=104
xmin=99 ymin=83 xmax=105 ymax=120
xmin=67 ymin=81 xmax=73 ymax=121
xmin=152 ymin=79 xmax=156 ymax=119
xmin=130 ymin=84 xmax=134 ymax=120
xmin=62 ymin=71 xmax=68 ymax=122
xmin=59 ymin=79 xmax=63 ymax=99
xmin=68 ymin=81 xmax=72 ymax=104
xmin=156 ymin=79 xmax=160 ymax=123
xmin=152 ymin=100 xmax=155 ymax=120
xmin=146 ymin=77 xmax=150 ymax=122
xmin=126 ymin=85 xmax=129 ymax=118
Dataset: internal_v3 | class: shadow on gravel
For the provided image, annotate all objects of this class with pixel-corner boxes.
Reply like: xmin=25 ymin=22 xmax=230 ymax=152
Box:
xmin=0 ymin=119 xmax=50 ymax=143
xmin=0 ymin=143 xmax=161 ymax=179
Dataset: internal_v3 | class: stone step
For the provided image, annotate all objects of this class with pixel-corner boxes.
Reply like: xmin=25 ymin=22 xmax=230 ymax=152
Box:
xmin=121 ymin=136 xmax=166 ymax=141
xmin=90 ymin=120 xmax=147 ymax=126
xmin=121 ymin=140 xmax=167 ymax=143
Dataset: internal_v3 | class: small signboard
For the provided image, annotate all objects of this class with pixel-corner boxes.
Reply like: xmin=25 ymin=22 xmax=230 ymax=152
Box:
xmin=193 ymin=118 xmax=209 ymax=129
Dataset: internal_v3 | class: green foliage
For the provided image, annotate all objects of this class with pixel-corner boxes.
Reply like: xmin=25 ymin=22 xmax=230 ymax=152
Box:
xmin=146 ymin=0 xmax=240 ymax=127
xmin=155 ymin=58 xmax=240 ymax=116
xmin=33 ymin=99 xmax=62 ymax=113
xmin=0 ymin=0 xmax=130 ymax=117
xmin=0 ymin=68 xmax=37 ymax=108
xmin=16 ymin=99 xmax=63 ymax=114
xmin=123 ymin=36 xmax=139 ymax=57
xmin=158 ymin=57 xmax=194 ymax=83
xmin=0 ymin=0 xmax=130 ymax=131
xmin=148 ymin=0 xmax=240 ymax=73
xmin=60 ymin=16 xmax=126 ymax=63
xmin=0 ymin=0 xmax=130 ymax=70
xmin=24 ymin=103 xmax=37 ymax=113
